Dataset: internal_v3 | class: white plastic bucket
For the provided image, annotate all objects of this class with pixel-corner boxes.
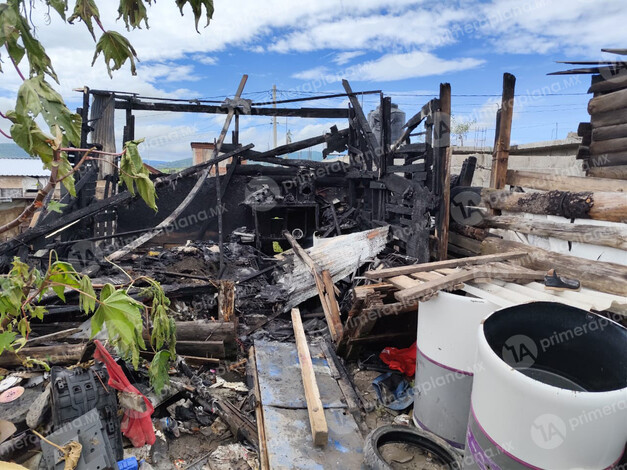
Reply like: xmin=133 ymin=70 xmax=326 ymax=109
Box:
xmin=413 ymin=292 xmax=498 ymax=449
xmin=463 ymin=301 xmax=627 ymax=469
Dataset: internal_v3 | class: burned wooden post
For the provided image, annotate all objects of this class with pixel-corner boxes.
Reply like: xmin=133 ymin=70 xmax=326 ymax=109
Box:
xmin=489 ymin=73 xmax=516 ymax=190
xmin=434 ymin=83 xmax=451 ymax=260
xmin=90 ymin=92 xmax=116 ymax=178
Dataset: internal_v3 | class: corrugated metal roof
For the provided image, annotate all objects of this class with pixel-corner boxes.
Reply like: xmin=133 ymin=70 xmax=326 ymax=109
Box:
xmin=0 ymin=158 xmax=50 ymax=177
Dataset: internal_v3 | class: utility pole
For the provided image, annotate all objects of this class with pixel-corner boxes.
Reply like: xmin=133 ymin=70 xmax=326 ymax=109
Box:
xmin=272 ymin=84 xmax=277 ymax=148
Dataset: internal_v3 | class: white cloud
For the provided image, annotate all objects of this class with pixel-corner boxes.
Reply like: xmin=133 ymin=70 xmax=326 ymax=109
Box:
xmin=332 ymin=51 xmax=366 ymax=66
xmin=294 ymin=51 xmax=485 ymax=82
xmin=192 ymin=55 xmax=218 ymax=65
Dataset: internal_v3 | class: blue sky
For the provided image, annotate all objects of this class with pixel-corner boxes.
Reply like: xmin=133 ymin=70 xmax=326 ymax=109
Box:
xmin=1 ymin=0 xmax=627 ymax=161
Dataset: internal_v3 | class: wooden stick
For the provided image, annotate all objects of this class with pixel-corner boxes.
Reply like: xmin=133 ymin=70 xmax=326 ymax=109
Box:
xmin=291 ymin=308 xmax=328 ymax=447
xmin=364 ymin=251 xmax=527 ymax=279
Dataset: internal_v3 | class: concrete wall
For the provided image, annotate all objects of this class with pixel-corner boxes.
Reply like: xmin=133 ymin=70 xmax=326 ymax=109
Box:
xmin=451 ymin=137 xmax=583 ymax=187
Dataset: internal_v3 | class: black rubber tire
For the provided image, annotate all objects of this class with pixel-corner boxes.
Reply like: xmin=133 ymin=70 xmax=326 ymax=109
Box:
xmin=363 ymin=425 xmax=462 ymax=470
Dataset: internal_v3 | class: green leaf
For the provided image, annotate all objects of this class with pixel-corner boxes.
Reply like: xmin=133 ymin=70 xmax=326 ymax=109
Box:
xmin=17 ymin=317 xmax=30 ymax=338
xmin=13 ymin=12 xmax=57 ymax=81
xmin=135 ymin=173 xmax=156 ymax=211
xmin=92 ymin=30 xmax=138 ymax=78
xmin=117 ymin=0 xmax=149 ymax=30
xmin=68 ymin=0 xmax=102 ymax=41
xmin=0 ymin=332 xmax=17 ymax=355
xmin=47 ymin=260 xmax=80 ymax=301
xmin=120 ymin=139 xmax=157 ymax=211
xmin=175 ymin=0 xmax=214 ymax=33
xmin=47 ymin=200 xmax=67 ymax=214
xmin=79 ymin=275 xmax=96 ymax=314
xmin=47 ymin=0 xmax=69 ymax=20
xmin=91 ymin=285 xmax=145 ymax=368
xmin=6 ymin=111 xmax=55 ymax=164
xmin=149 ymin=350 xmax=171 ymax=395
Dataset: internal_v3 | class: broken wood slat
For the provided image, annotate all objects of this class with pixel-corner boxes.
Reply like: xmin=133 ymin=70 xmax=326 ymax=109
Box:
xmin=115 ymin=100 xmax=350 ymax=119
xmin=249 ymin=347 xmax=270 ymax=470
xmin=482 ymin=215 xmax=627 ymax=250
xmin=505 ymin=170 xmax=626 ymax=193
xmin=365 ymin=251 xmax=527 ymax=279
xmin=291 ymin=308 xmax=329 ymax=447
xmin=387 ymin=163 xmax=426 ymax=173
xmin=395 ymin=269 xmax=478 ymax=302
xmin=394 ymin=265 xmax=545 ymax=302
xmin=481 ymin=189 xmax=627 ymax=223
xmin=448 ymin=232 xmax=482 ymax=255
xmin=0 ymin=344 xmax=84 ymax=368
xmin=481 ymin=237 xmax=627 ymax=296
xmin=342 ymin=79 xmax=381 ymax=168
xmin=141 ymin=351 xmax=220 ymax=367
xmin=388 ymin=275 xmax=422 ymax=290
xmin=588 ymin=164 xmax=627 ymax=179
xmin=588 ymin=87 xmax=627 ymax=115
xmin=282 ymin=230 xmax=344 ymax=342
xmin=385 ymin=204 xmax=413 ymax=215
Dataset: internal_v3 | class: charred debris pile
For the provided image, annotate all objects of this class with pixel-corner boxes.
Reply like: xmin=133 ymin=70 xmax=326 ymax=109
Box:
xmin=0 ymin=69 xmax=625 ymax=470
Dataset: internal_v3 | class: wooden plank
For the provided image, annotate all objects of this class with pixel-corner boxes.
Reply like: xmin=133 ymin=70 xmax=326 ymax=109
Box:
xmin=283 ymin=231 xmax=343 ymax=342
xmin=388 ymin=275 xmax=422 ymax=290
xmin=291 ymin=308 xmax=329 ymax=447
xmin=26 ymin=328 xmax=81 ymax=347
xmin=249 ymin=347 xmax=270 ymax=470
xmin=490 ymin=73 xmax=516 ymax=190
xmin=481 ymin=237 xmax=627 ymax=296
xmin=395 ymin=269 xmax=478 ymax=302
xmin=483 ymin=215 xmax=627 ymax=250
xmin=481 ymin=189 xmax=627 ymax=223
xmin=390 ymin=99 xmax=438 ymax=153
xmin=589 ymin=74 xmax=627 ymax=93
xmin=364 ymin=251 xmax=527 ymax=279
xmin=589 ymin=150 xmax=627 ymax=167
xmin=175 ymin=340 xmax=226 ymax=357
xmin=505 ymin=170 xmax=626 ymax=193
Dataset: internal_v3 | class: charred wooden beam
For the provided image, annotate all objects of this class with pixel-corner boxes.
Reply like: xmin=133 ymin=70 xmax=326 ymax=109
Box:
xmin=588 ymin=87 xmax=627 ymax=115
xmin=481 ymin=189 xmax=626 ymax=223
xmin=342 ymin=79 xmax=381 ymax=169
xmin=390 ymin=99 xmax=439 ymax=153
xmin=590 ymin=107 xmax=627 ymax=128
xmin=490 ymin=73 xmax=516 ymax=190
xmin=590 ymin=137 xmax=627 ymax=155
xmin=588 ymin=164 xmax=627 ymax=179
xmin=589 ymin=74 xmax=627 ymax=94
xmin=114 ymin=99 xmax=350 ymax=119
xmin=435 ymin=83 xmax=452 ymax=260
xmin=591 ymin=123 xmax=627 ymax=141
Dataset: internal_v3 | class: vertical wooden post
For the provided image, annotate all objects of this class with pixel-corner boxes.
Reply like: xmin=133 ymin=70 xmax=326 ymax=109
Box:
xmin=90 ymin=92 xmax=116 ymax=179
xmin=490 ymin=73 xmax=516 ymax=189
xmin=218 ymin=280 xmax=235 ymax=322
xmin=435 ymin=83 xmax=451 ymax=261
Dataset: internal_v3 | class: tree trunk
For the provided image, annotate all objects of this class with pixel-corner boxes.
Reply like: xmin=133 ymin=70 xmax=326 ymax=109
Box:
xmin=505 ymin=170 xmax=626 ymax=193
xmin=588 ymin=87 xmax=627 ymax=115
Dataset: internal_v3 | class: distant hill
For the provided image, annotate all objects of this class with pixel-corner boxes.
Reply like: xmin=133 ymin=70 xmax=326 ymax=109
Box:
xmin=0 ymin=143 xmax=32 ymax=158
xmin=143 ymin=157 xmax=193 ymax=169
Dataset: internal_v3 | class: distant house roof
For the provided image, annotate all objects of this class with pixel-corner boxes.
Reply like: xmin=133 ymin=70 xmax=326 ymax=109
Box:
xmin=0 ymin=158 xmax=50 ymax=177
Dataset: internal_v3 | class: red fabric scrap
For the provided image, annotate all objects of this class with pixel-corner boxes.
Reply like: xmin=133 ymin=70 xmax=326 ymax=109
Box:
xmin=380 ymin=341 xmax=417 ymax=377
xmin=93 ymin=340 xmax=156 ymax=447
